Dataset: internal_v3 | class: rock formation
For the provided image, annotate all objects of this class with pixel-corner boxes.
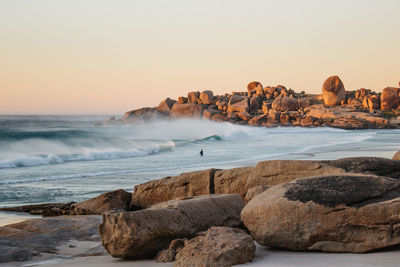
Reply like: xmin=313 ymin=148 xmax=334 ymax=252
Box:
xmin=101 ymin=76 xmax=400 ymax=129
xmin=0 ymin=216 xmax=103 ymax=262
xmin=174 ymin=227 xmax=255 ymax=267
xmin=128 ymin=157 xmax=400 ymax=209
xmin=99 ymin=194 xmax=244 ymax=259
xmin=241 ymin=174 xmax=400 ymax=253
xmin=381 ymin=87 xmax=400 ymax=110
xmin=322 ymin=76 xmax=346 ymax=105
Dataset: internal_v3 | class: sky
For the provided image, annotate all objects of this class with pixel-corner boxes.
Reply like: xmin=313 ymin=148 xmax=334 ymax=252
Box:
xmin=1 ymin=0 xmax=399 ymax=114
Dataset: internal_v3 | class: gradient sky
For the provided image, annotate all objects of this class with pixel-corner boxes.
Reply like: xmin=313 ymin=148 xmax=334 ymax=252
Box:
xmin=1 ymin=0 xmax=399 ymax=114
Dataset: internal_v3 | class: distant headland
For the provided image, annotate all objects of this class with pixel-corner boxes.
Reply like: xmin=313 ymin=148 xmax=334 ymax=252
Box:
xmin=100 ymin=76 xmax=400 ymax=129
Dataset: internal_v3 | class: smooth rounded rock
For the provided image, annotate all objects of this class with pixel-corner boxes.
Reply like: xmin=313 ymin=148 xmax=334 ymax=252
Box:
xmin=322 ymin=76 xmax=346 ymax=105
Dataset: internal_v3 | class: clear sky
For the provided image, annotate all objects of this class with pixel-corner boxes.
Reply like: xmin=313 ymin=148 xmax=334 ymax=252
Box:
xmin=1 ymin=0 xmax=399 ymax=114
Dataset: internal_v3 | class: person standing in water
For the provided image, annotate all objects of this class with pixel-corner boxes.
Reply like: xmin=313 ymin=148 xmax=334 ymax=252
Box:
xmin=200 ymin=149 xmax=203 ymax=157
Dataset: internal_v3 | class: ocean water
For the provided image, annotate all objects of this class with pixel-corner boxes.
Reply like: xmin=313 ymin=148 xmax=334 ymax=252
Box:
xmin=0 ymin=115 xmax=399 ymax=207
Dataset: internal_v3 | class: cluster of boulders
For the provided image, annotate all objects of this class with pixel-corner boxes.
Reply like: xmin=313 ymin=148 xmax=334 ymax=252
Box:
xmin=2 ymin=152 xmax=400 ymax=265
xmin=100 ymin=76 xmax=400 ymax=129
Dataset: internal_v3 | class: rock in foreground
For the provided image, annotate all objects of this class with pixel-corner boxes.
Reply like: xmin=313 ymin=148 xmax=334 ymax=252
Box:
xmin=241 ymin=174 xmax=400 ymax=253
xmin=0 ymin=216 xmax=103 ymax=262
xmin=99 ymin=194 xmax=244 ymax=259
xmin=175 ymin=227 xmax=256 ymax=267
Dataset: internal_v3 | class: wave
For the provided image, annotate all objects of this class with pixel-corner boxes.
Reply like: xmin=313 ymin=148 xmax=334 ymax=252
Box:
xmin=0 ymin=141 xmax=175 ymax=169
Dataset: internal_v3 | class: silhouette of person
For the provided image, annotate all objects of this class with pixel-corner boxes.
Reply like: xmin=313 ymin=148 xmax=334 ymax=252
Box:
xmin=200 ymin=149 xmax=204 ymax=157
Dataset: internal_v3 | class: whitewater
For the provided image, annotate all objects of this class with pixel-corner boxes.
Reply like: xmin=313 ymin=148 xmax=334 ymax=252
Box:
xmin=1 ymin=115 xmax=399 ymax=207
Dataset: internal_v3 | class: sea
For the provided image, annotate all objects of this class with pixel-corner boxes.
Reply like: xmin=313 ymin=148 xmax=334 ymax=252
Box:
xmin=0 ymin=115 xmax=399 ymax=208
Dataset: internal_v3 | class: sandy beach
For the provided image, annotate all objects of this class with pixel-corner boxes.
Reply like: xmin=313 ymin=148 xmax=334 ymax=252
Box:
xmin=7 ymin=243 xmax=400 ymax=267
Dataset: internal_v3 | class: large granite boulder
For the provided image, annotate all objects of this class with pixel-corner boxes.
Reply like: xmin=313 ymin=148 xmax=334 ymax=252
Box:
xmin=322 ymin=76 xmax=346 ymax=106
xmin=170 ymin=103 xmax=205 ymax=118
xmin=188 ymin=91 xmax=200 ymax=104
xmin=228 ymin=96 xmax=249 ymax=113
xmin=381 ymin=87 xmax=399 ymax=110
xmin=174 ymin=227 xmax=255 ymax=267
xmin=130 ymin=169 xmax=218 ymax=209
xmin=247 ymin=81 xmax=263 ymax=95
xmin=99 ymin=194 xmax=244 ymax=259
xmin=0 ymin=216 xmax=103 ymax=262
xmin=70 ymin=189 xmax=131 ymax=215
xmin=241 ymin=174 xmax=400 ymax=253
xmin=158 ymin=97 xmax=177 ymax=114
xmin=199 ymin=90 xmax=214 ymax=105
xmin=271 ymin=97 xmax=299 ymax=111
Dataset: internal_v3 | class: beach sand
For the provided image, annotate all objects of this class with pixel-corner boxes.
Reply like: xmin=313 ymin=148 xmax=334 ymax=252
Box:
xmin=8 ymin=242 xmax=400 ymax=267
xmin=0 ymin=211 xmax=41 ymax=227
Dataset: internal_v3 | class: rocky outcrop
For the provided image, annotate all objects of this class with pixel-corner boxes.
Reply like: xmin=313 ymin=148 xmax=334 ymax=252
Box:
xmin=174 ymin=227 xmax=255 ymax=267
xmin=241 ymin=174 xmax=400 ymax=253
xmin=393 ymin=151 xmax=400 ymax=160
xmin=70 ymin=189 xmax=131 ymax=215
xmin=129 ymin=157 xmax=400 ymax=209
xmin=107 ymin=76 xmax=400 ymax=129
xmin=130 ymin=169 xmax=218 ymax=209
xmin=99 ymin=194 xmax=244 ymax=259
xmin=305 ymin=105 xmax=390 ymax=129
xmin=0 ymin=216 xmax=103 ymax=261
xmin=322 ymin=76 xmax=346 ymax=106
xmin=381 ymin=87 xmax=400 ymax=110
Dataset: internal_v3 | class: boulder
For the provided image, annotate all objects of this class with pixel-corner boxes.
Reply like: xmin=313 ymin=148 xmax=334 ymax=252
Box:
xmin=324 ymin=157 xmax=400 ymax=179
xmin=155 ymin=238 xmax=187 ymax=262
xmin=123 ymin=107 xmax=162 ymax=122
xmin=322 ymin=76 xmax=346 ymax=105
xmin=130 ymin=169 xmax=218 ymax=209
xmin=249 ymin=95 xmax=261 ymax=112
xmin=246 ymin=160 xmax=345 ymax=190
xmin=237 ymin=111 xmax=252 ymax=121
xmin=227 ymin=97 xmax=249 ymax=113
xmin=70 ymin=189 xmax=131 ymax=215
xmin=393 ymin=151 xmax=400 ymax=160
xmin=99 ymin=194 xmax=245 ymax=259
xmin=247 ymin=81 xmax=263 ymax=96
xmin=203 ymin=109 xmax=221 ymax=120
xmin=178 ymin=96 xmax=188 ymax=104
xmin=271 ymin=97 xmax=299 ymax=112
xmin=0 ymin=216 xmax=102 ymax=261
xmin=362 ymin=95 xmax=380 ymax=110
xmin=170 ymin=103 xmax=205 ymax=118
xmin=158 ymin=98 xmax=177 ymax=114
xmin=199 ymin=90 xmax=214 ymax=105
xmin=175 ymin=227 xmax=255 ymax=267
xmin=0 ymin=245 xmax=37 ymax=263
xmin=188 ymin=91 xmax=200 ymax=104
xmin=241 ymin=174 xmax=400 ymax=253
xmin=381 ymin=87 xmax=400 ymax=110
